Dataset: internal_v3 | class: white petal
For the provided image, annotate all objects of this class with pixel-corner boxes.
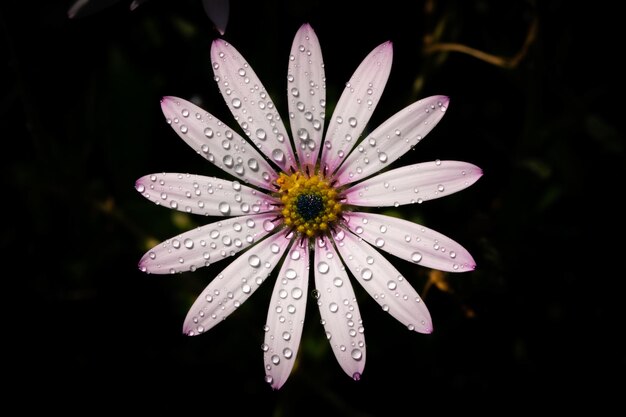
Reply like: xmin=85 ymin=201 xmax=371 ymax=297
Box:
xmin=334 ymin=229 xmax=432 ymax=333
xmin=160 ymin=96 xmax=277 ymax=191
xmin=183 ymin=231 xmax=291 ymax=335
xmin=135 ymin=173 xmax=278 ymax=216
xmin=287 ymin=24 xmax=326 ymax=169
xmin=139 ymin=213 xmax=281 ymax=274
xmin=335 ymin=96 xmax=450 ymax=186
xmin=321 ymin=42 xmax=393 ymax=174
xmin=344 ymin=212 xmax=476 ymax=273
xmin=202 ymin=0 xmax=229 ymax=35
xmin=343 ymin=161 xmax=483 ymax=206
xmin=211 ymin=40 xmax=297 ymax=172
xmin=314 ymin=237 xmax=365 ymax=380
xmin=263 ymin=242 xmax=309 ymax=389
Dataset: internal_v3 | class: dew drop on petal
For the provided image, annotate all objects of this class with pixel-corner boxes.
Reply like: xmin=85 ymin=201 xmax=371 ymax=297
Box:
xmin=378 ymin=152 xmax=388 ymax=163
xmin=271 ymin=355 xmax=280 ymax=365
xmin=361 ymin=268 xmax=373 ymax=281
xmin=317 ymin=262 xmax=329 ymax=274
xmin=249 ymin=255 xmax=261 ymax=268
xmin=285 ymin=268 xmax=297 ymax=279
xmin=232 ymin=98 xmax=242 ymax=108
xmin=437 ymin=184 xmax=445 ymax=192
xmin=263 ymin=220 xmax=275 ymax=231
xmin=283 ymin=347 xmax=293 ymax=359
xmin=375 ymin=237 xmax=385 ymax=247
xmin=387 ymin=280 xmax=397 ymax=290
xmin=218 ymin=202 xmax=231 ymax=215
xmin=329 ymin=302 xmax=339 ymax=313
xmin=333 ymin=277 xmax=343 ymax=287
xmin=256 ymin=128 xmax=267 ymax=140
xmin=272 ymin=149 xmax=285 ymax=163
xmin=184 ymin=238 xmax=194 ymax=249
xmin=411 ymin=252 xmax=423 ymax=263
xmin=291 ymin=287 xmax=303 ymax=299
xmin=348 ymin=117 xmax=357 ymax=127
xmin=351 ymin=348 xmax=363 ymax=361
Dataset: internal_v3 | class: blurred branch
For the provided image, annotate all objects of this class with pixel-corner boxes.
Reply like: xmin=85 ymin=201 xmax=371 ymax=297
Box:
xmin=424 ymin=15 xmax=538 ymax=69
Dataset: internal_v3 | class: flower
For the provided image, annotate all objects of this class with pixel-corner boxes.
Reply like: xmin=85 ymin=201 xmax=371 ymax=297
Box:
xmin=136 ymin=23 xmax=482 ymax=389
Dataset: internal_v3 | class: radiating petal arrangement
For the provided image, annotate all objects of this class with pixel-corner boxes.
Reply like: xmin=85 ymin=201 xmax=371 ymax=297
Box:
xmin=137 ymin=23 xmax=482 ymax=389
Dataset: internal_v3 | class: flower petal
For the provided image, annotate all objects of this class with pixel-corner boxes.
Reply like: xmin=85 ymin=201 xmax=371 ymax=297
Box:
xmin=202 ymin=0 xmax=229 ymax=35
xmin=160 ymin=96 xmax=277 ymax=191
xmin=139 ymin=213 xmax=281 ymax=274
xmin=343 ymin=160 xmax=482 ymax=207
xmin=135 ymin=173 xmax=278 ymax=216
xmin=334 ymin=229 xmax=432 ymax=333
xmin=263 ymin=242 xmax=309 ymax=389
xmin=183 ymin=231 xmax=291 ymax=335
xmin=314 ymin=237 xmax=365 ymax=380
xmin=287 ymin=24 xmax=326 ymax=169
xmin=344 ymin=212 xmax=476 ymax=272
xmin=321 ymin=42 xmax=393 ymax=174
xmin=211 ymin=40 xmax=297 ymax=172
xmin=335 ymin=96 xmax=450 ymax=186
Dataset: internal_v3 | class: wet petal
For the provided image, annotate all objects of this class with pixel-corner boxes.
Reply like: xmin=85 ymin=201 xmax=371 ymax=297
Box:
xmin=263 ymin=242 xmax=309 ymax=389
xmin=343 ymin=160 xmax=482 ymax=207
xmin=334 ymin=229 xmax=432 ymax=333
xmin=202 ymin=0 xmax=229 ymax=35
xmin=321 ymin=42 xmax=393 ymax=174
xmin=314 ymin=236 xmax=365 ymax=380
xmin=160 ymin=96 xmax=277 ymax=191
xmin=344 ymin=212 xmax=476 ymax=272
xmin=211 ymin=40 xmax=297 ymax=172
xmin=139 ymin=213 xmax=281 ymax=274
xmin=335 ymin=96 xmax=450 ymax=186
xmin=287 ymin=24 xmax=326 ymax=169
xmin=183 ymin=232 xmax=291 ymax=335
xmin=135 ymin=173 xmax=278 ymax=216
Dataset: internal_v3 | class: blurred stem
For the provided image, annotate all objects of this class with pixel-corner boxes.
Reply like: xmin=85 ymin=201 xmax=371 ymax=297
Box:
xmin=424 ymin=16 xmax=538 ymax=69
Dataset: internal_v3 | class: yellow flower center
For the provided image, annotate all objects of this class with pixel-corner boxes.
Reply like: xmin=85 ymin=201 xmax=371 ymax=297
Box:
xmin=276 ymin=171 xmax=342 ymax=238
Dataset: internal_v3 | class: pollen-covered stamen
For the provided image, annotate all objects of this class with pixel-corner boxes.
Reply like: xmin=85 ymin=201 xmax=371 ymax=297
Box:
xmin=276 ymin=171 xmax=342 ymax=238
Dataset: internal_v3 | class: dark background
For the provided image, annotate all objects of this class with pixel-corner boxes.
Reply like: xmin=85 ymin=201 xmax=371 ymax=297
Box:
xmin=3 ymin=0 xmax=624 ymax=413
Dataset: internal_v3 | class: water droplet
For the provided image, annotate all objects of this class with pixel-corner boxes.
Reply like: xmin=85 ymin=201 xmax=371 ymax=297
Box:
xmin=242 ymin=284 xmax=251 ymax=294
xmin=271 ymin=355 xmax=280 ymax=365
xmin=272 ymin=149 xmax=285 ymax=162
xmin=287 ymin=304 xmax=296 ymax=314
xmin=179 ymin=125 xmax=188 ymax=134
xmin=375 ymin=237 xmax=385 ymax=247
xmin=263 ymin=220 xmax=275 ymax=231
xmin=437 ymin=184 xmax=445 ymax=192
xmin=282 ymin=331 xmax=291 ymax=341
xmin=255 ymin=128 xmax=267 ymax=141
xmin=223 ymin=155 xmax=234 ymax=168
xmin=291 ymin=88 xmax=299 ymax=97
xmin=297 ymin=128 xmax=309 ymax=141
xmin=249 ymin=255 xmax=261 ymax=267
xmin=387 ymin=280 xmax=397 ymax=290
xmin=411 ymin=252 xmax=423 ymax=263
xmin=279 ymin=289 xmax=288 ymax=299
xmin=351 ymin=348 xmax=363 ymax=361
xmin=333 ymin=277 xmax=343 ymax=287
xmin=183 ymin=238 xmax=194 ymax=249
xmin=355 ymin=226 xmax=363 ymax=234
xmin=290 ymin=250 xmax=300 ymax=260
xmin=232 ymin=98 xmax=242 ymax=108
xmin=379 ymin=225 xmax=387 ymax=233
xmin=285 ymin=268 xmax=297 ymax=279
xmin=218 ymin=202 xmax=231 ymax=214
xmin=378 ymin=152 xmax=388 ymax=163
xmin=361 ymin=268 xmax=373 ymax=280
xmin=317 ymin=262 xmax=329 ymax=274
xmin=291 ymin=287 xmax=303 ymax=299
xmin=366 ymin=256 xmax=374 ymax=265
xmin=382 ymin=304 xmax=389 ymax=312
xmin=329 ymin=302 xmax=339 ymax=313
xmin=450 ymin=251 xmax=457 ymax=259
xmin=283 ymin=347 xmax=293 ymax=359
